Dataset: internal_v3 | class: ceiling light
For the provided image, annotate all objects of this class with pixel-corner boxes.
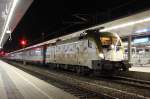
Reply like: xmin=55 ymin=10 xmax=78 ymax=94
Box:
xmin=0 ymin=0 xmax=19 ymax=47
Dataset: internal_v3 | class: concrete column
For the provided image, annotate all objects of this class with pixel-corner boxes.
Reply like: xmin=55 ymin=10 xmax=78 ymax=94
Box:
xmin=128 ymin=35 xmax=132 ymax=62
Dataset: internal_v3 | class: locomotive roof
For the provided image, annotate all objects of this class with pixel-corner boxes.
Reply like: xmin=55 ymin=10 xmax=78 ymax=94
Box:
xmin=8 ymin=31 xmax=119 ymax=54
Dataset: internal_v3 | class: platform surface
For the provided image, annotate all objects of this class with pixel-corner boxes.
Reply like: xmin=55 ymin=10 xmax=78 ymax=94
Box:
xmin=0 ymin=60 xmax=78 ymax=99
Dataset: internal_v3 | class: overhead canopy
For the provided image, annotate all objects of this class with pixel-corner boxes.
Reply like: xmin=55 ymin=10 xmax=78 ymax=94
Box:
xmin=8 ymin=9 xmax=150 ymax=53
xmin=57 ymin=9 xmax=150 ymax=41
xmin=52 ymin=9 xmax=150 ymax=43
xmin=0 ymin=0 xmax=33 ymax=48
xmin=95 ymin=10 xmax=150 ymax=37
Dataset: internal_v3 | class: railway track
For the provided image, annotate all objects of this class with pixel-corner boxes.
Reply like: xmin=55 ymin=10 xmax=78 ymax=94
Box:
xmin=111 ymin=76 xmax=150 ymax=89
xmin=5 ymin=61 xmax=116 ymax=99
xmin=46 ymin=78 xmax=100 ymax=99
xmin=5 ymin=60 xmax=150 ymax=99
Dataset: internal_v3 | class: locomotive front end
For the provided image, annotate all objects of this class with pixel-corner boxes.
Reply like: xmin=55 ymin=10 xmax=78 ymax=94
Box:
xmin=90 ymin=31 xmax=131 ymax=72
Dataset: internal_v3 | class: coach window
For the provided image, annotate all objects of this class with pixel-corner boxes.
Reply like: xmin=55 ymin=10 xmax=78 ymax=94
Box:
xmin=35 ymin=49 xmax=41 ymax=56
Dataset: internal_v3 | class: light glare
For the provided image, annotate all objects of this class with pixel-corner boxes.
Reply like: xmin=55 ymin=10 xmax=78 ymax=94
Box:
xmin=100 ymin=17 xmax=150 ymax=32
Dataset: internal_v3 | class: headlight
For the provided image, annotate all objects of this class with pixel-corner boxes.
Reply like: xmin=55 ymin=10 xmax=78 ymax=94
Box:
xmin=98 ymin=53 xmax=104 ymax=58
xmin=110 ymin=44 xmax=115 ymax=49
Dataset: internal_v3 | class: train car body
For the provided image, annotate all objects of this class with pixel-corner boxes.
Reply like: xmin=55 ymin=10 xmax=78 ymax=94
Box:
xmin=45 ymin=39 xmax=98 ymax=69
xmin=6 ymin=46 xmax=44 ymax=64
xmin=5 ymin=29 xmax=131 ymax=74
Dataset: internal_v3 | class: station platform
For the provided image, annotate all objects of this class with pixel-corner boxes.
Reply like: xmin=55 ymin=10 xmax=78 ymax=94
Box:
xmin=0 ymin=60 xmax=78 ymax=99
xmin=130 ymin=64 xmax=150 ymax=73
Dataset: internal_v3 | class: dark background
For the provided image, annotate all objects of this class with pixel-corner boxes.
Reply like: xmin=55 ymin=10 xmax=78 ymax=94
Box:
xmin=3 ymin=0 xmax=150 ymax=52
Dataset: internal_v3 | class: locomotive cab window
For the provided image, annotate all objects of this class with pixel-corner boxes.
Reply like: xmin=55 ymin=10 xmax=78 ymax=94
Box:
xmin=100 ymin=36 xmax=121 ymax=47
xmin=100 ymin=37 xmax=111 ymax=45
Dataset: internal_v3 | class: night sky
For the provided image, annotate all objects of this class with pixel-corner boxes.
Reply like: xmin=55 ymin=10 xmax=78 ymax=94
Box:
xmin=3 ymin=0 xmax=150 ymax=52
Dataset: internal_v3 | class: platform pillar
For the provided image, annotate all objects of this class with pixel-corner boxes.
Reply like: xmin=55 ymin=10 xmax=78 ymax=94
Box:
xmin=128 ymin=35 xmax=132 ymax=63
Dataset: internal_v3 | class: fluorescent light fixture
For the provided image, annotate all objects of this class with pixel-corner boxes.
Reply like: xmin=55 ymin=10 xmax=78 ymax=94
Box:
xmin=100 ymin=17 xmax=150 ymax=32
xmin=0 ymin=0 xmax=18 ymax=46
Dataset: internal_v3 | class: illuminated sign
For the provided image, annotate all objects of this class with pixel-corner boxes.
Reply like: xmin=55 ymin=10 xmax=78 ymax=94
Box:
xmin=133 ymin=37 xmax=149 ymax=44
